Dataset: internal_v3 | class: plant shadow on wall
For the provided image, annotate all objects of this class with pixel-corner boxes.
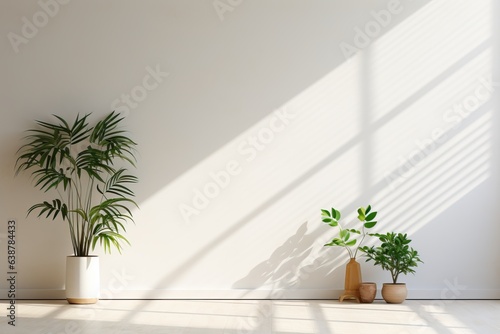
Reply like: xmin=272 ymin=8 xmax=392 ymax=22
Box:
xmin=233 ymin=222 xmax=337 ymax=293
xmin=121 ymin=1 xmax=494 ymax=317
xmin=232 ymin=222 xmax=341 ymax=333
xmin=227 ymin=1 xmax=495 ymax=308
xmin=227 ymin=96 xmax=494 ymax=294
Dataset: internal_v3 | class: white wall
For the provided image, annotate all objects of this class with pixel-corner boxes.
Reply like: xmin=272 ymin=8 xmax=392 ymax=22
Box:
xmin=0 ymin=0 xmax=499 ymax=300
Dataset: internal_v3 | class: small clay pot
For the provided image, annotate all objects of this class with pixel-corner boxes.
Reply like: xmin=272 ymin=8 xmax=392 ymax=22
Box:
xmin=359 ymin=282 xmax=377 ymax=303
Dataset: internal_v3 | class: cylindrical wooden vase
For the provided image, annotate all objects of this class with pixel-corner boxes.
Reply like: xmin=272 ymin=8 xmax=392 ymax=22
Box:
xmin=339 ymin=258 xmax=362 ymax=302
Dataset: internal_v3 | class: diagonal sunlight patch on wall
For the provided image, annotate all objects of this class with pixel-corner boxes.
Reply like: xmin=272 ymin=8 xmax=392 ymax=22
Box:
xmin=110 ymin=0 xmax=495 ymax=301
xmin=370 ymin=45 xmax=492 ymax=175
xmin=366 ymin=0 xmax=493 ymax=237
xmin=370 ymin=0 xmax=492 ymax=122
xmin=373 ymin=45 xmax=492 ymax=206
xmin=376 ymin=111 xmax=492 ymax=235
xmin=126 ymin=53 xmax=367 ymax=290
xmin=139 ymin=53 xmax=364 ymax=224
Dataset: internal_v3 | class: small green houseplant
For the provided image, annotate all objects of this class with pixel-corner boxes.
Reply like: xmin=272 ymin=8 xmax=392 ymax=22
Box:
xmin=360 ymin=232 xmax=423 ymax=303
xmin=321 ymin=205 xmax=378 ymax=259
xmin=321 ymin=205 xmax=378 ymax=302
xmin=16 ymin=111 xmax=138 ymax=303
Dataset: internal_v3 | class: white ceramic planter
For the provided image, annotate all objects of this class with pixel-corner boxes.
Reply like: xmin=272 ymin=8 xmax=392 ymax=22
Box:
xmin=65 ymin=256 xmax=100 ymax=304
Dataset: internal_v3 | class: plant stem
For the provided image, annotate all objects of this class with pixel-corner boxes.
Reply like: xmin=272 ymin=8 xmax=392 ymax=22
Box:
xmin=346 ymin=247 xmax=353 ymax=258
xmin=83 ymin=176 xmax=94 ymax=255
xmin=354 ymin=230 xmax=366 ymax=259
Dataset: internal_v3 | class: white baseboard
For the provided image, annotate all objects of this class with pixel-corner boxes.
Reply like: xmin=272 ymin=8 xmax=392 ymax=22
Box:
xmin=407 ymin=289 xmax=500 ymax=300
xmin=2 ymin=289 xmax=500 ymax=300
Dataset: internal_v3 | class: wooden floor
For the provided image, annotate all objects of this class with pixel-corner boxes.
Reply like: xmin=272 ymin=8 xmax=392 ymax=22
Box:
xmin=1 ymin=299 xmax=499 ymax=333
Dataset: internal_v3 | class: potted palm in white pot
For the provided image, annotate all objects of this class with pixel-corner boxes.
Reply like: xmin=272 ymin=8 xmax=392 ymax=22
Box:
xmin=16 ymin=111 xmax=138 ymax=304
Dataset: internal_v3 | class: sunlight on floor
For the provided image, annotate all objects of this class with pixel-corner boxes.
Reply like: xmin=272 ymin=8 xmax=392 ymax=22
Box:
xmin=4 ymin=300 xmax=500 ymax=334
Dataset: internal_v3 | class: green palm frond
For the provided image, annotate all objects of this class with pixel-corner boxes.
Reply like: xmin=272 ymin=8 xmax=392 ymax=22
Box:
xmin=90 ymin=111 xmax=137 ymax=166
xmin=97 ymin=169 xmax=138 ymax=198
xmin=16 ymin=111 xmax=138 ymax=256
xmin=28 ymin=199 xmax=68 ymax=220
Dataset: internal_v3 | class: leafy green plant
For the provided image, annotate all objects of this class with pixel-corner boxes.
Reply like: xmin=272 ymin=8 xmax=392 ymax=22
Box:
xmin=16 ymin=111 xmax=138 ymax=256
xmin=322 ymin=205 xmax=378 ymax=259
xmin=360 ymin=232 xmax=423 ymax=284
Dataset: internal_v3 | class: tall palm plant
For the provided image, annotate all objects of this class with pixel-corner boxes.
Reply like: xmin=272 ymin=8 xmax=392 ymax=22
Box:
xmin=16 ymin=111 xmax=138 ymax=256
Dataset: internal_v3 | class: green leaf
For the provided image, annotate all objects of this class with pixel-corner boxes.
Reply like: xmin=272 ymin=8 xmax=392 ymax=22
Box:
xmin=364 ymin=221 xmax=377 ymax=229
xmin=324 ymin=238 xmax=345 ymax=247
xmin=27 ymin=199 xmax=68 ymax=221
xmin=366 ymin=205 xmax=372 ymax=214
xmin=332 ymin=238 xmax=345 ymax=246
xmin=357 ymin=207 xmax=365 ymax=221
xmin=329 ymin=221 xmax=338 ymax=227
xmin=366 ymin=211 xmax=377 ymax=221
xmin=345 ymin=239 xmax=356 ymax=247
xmin=321 ymin=209 xmax=331 ymax=217
xmin=339 ymin=230 xmax=350 ymax=241
xmin=332 ymin=208 xmax=341 ymax=220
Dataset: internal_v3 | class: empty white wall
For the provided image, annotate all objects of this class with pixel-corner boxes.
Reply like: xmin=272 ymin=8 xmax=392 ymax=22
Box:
xmin=0 ymin=0 xmax=499 ymax=300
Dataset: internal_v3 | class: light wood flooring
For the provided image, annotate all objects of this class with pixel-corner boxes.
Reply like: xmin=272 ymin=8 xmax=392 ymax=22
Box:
xmin=1 ymin=299 xmax=499 ymax=333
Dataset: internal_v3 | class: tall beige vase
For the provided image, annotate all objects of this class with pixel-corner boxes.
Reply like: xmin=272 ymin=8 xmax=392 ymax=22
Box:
xmin=339 ymin=258 xmax=361 ymax=302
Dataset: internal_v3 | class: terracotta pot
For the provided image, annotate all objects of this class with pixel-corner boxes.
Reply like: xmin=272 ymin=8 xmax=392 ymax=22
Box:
xmin=381 ymin=283 xmax=407 ymax=304
xmin=359 ymin=282 xmax=377 ymax=303
xmin=66 ymin=256 xmax=100 ymax=304
xmin=339 ymin=258 xmax=362 ymax=302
